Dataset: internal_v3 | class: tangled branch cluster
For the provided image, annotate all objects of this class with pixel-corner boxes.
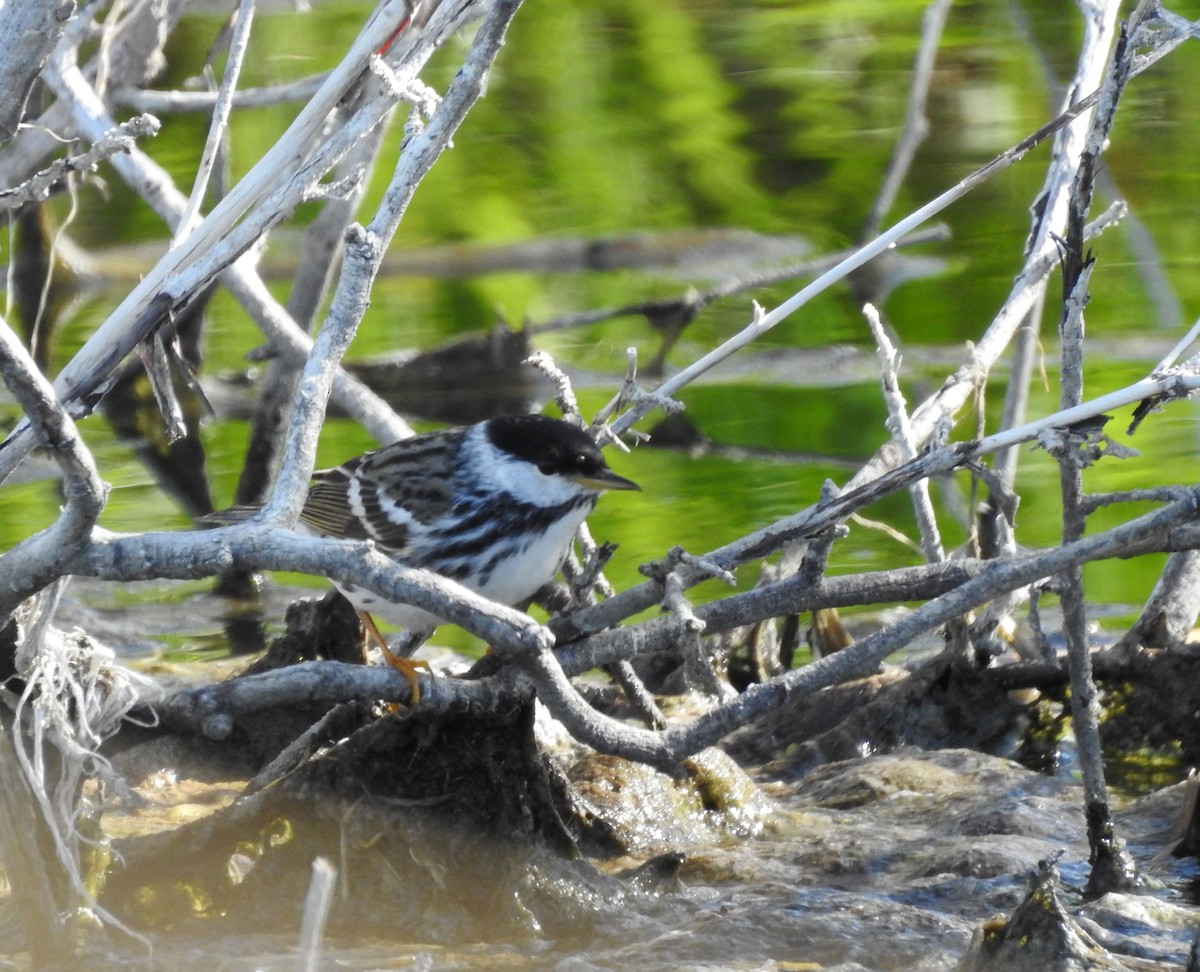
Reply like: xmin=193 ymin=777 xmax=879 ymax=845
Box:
xmin=3 ymin=0 xmax=1200 ymax=933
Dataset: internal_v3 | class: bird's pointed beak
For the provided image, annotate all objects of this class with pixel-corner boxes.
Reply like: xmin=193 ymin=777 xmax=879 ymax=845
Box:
xmin=576 ymin=468 xmax=640 ymax=492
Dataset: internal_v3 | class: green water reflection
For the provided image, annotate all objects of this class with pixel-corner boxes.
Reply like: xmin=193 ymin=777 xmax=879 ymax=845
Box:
xmin=2 ymin=0 xmax=1199 ymax=660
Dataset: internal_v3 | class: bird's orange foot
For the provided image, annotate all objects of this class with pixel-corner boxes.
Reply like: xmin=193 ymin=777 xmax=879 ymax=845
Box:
xmin=358 ymin=610 xmax=433 ymax=704
xmin=382 ymin=652 xmax=432 ymax=704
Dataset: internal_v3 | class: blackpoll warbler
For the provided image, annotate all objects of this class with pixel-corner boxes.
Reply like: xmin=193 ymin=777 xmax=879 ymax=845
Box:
xmin=295 ymin=414 xmax=638 ymax=697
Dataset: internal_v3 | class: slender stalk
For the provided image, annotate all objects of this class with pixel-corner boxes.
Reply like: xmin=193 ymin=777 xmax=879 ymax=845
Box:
xmin=173 ymin=0 xmax=257 ymax=242
xmin=297 ymin=857 xmax=336 ymax=972
xmin=0 ymin=724 xmax=67 ymax=965
xmin=861 ymin=0 xmax=951 ymax=239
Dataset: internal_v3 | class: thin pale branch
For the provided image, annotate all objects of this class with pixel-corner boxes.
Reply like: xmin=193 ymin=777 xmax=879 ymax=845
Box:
xmin=173 ymin=0 xmax=257 ymax=242
xmin=864 ymin=302 xmax=944 ymax=562
xmin=0 ymin=114 xmax=160 ymax=212
xmin=0 ymin=316 xmax=106 ymax=617
xmin=110 ymin=74 xmax=329 ymax=114
xmin=861 ymin=0 xmax=951 ymax=238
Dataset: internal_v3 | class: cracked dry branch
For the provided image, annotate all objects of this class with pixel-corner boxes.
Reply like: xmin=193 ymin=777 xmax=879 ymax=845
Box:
xmin=864 ymin=302 xmax=946 ymax=564
xmin=0 ymin=114 xmax=161 ymax=212
xmin=0 ymin=316 xmax=105 ymax=617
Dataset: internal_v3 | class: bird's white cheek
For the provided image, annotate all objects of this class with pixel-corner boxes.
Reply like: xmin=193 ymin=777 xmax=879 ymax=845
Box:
xmin=495 ymin=459 xmax=581 ymax=505
xmin=466 ymin=426 xmax=587 ymax=504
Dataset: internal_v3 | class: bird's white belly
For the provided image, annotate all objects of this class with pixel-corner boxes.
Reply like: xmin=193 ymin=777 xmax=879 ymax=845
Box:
xmin=343 ymin=591 xmax=445 ymax=631
xmin=324 ymin=505 xmax=589 ymax=631
xmin=468 ymin=509 xmax=584 ymax=607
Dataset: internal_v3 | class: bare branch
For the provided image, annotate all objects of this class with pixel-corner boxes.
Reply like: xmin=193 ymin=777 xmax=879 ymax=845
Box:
xmin=861 ymin=0 xmax=951 ymax=238
xmin=110 ymin=74 xmax=329 ymax=114
xmin=0 ymin=315 xmax=105 ymax=616
xmin=263 ymin=0 xmax=526 ymax=521
xmin=864 ymin=302 xmax=944 ymax=562
xmin=607 ymin=10 xmax=1154 ymax=438
xmin=546 ymin=489 xmax=1200 ymax=765
xmin=173 ymin=0 xmax=257 ymax=242
xmin=0 ymin=0 xmax=506 ymax=482
xmin=0 ymin=0 xmax=75 ymax=142
xmin=0 ymin=114 xmax=160 ymax=212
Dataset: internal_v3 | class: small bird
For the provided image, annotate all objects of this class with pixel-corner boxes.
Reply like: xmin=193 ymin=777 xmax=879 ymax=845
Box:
xmin=294 ymin=414 xmax=639 ymax=698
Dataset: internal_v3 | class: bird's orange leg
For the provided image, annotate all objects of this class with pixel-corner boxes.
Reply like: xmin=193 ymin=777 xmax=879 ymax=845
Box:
xmin=358 ymin=611 xmax=431 ymax=704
